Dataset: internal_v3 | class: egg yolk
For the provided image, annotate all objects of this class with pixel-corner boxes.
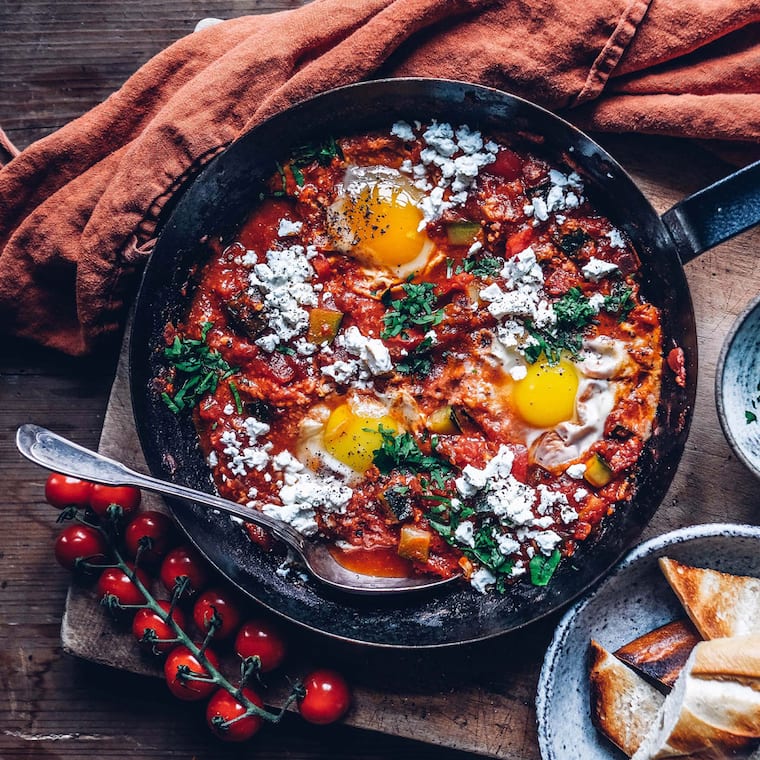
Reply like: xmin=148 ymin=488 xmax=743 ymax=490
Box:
xmin=343 ymin=182 xmax=427 ymax=267
xmin=323 ymin=403 xmax=398 ymax=472
xmin=513 ymin=358 xmax=579 ymax=428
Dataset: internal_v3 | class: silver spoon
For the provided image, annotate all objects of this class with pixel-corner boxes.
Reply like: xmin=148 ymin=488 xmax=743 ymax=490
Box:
xmin=16 ymin=424 xmax=458 ymax=595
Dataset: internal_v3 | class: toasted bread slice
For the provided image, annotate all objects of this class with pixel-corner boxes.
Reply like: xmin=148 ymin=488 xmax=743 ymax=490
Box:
xmin=659 ymin=558 xmax=760 ymax=640
xmin=631 ymin=635 xmax=760 ymax=760
xmin=615 ymin=619 xmax=702 ymax=688
xmin=590 ymin=640 xmax=665 ymax=757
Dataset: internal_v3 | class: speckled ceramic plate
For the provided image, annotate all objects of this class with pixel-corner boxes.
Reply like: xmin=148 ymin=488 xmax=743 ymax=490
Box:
xmin=536 ymin=523 xmax=760 ymax=760
xmin=717 ymin=294 xmax=760 ymax=479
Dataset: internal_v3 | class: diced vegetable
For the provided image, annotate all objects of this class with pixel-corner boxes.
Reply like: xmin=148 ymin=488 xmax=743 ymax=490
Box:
xmin=583 ymin=453 xmax=613 ymax=488
xmin=427 ymin=405 xmax=460 ymax=435
xmin=397 ymin=525 xmax=431 ymax=563
xmin=380 ymin=486 xmax=414 ymax=522
xmin=458 ymin=555 xmax=474 ymax=579
xmin=307 ymin=308 xmax=343 ymax=344
xmin=446 ymin=221 xmax=480 ymax=246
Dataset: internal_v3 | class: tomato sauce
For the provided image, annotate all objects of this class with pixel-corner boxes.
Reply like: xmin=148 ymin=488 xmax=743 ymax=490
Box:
xmin=157 ymin=121 xmax=665 ymax=593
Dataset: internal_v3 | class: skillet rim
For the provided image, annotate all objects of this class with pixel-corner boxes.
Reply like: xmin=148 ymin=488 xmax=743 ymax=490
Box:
xmin=128 ymin=77 xmax=696 ymax=649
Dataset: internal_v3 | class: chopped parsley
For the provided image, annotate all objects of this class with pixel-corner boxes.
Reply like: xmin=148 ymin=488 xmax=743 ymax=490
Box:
xmin=529 ymin=549 xmax=562 ymax=586
xmin=525 ymin=287 xmax=596 ymax=363
xmin=426 ymin=507 xmax=515 ymax=593
xmin=291 ymin=137 xmax=342 ymax=168
xmin=161 ymin=322 xmax=237 ymax=413
xmin=746 ymin=380 xmax=760 ymax=424
xmin=396 ymin=336 xmax=435 ymax=376
xmin=372 ymin=426 xmax=454 ymax=488
xmin=380 ymin=282 xmax=444 ymax=339
xmin=556 ymin=228 xmax=589 ymax=254
xmin=603 ymin=283 xmax=635 ymax=321
xmin=457 ymin=253 xmax=503 ymax=278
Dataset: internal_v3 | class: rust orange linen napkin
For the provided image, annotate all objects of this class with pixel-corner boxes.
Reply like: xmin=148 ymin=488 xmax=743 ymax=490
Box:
xmin=1 ymin=0 xmax=759 ymax=356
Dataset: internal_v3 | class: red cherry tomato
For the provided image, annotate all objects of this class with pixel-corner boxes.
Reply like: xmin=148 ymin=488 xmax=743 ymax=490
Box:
xmin=96 ymin=563 xmax=150 ymax=606
xmin=234 ymin=618 xmax=287 ymax=673
xmin=298 ymin=669 xmax=351 ymax=725
xmin=89 ymin=483 xmax=141 ymax=518
xmin=54 ymin=524 xmax=108 ymax=571
xmin=159 ymin=545 xmax=210 ymax=598
xmin=124 ymin=510 xmax=174 ymax=565
xmin=206 ymin=686 xmax=264 ymax=742
xmin=193 ymin=587 xmax=242 ymax=641
xmin=132 ymin=601 xmax=187 ymax=655
xmin=164 ymin=644 xmax=220 ymax=701
xmin=45 ymin=473 xmax=93 ymax=509
xmin=488 ymin=147 xmax=523 ymax=181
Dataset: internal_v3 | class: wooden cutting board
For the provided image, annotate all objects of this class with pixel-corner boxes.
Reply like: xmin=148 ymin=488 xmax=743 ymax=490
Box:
xmin=60 ymin=136 xmax=760 ymax=759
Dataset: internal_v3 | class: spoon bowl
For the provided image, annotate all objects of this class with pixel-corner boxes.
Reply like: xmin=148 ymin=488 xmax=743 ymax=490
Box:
xmin=16 ymin=424 xmax=457 ymax=595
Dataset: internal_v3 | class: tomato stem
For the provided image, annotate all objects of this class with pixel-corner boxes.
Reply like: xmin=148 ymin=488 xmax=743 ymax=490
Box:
xmin=99 ymin=533 xmax=296 ymax=725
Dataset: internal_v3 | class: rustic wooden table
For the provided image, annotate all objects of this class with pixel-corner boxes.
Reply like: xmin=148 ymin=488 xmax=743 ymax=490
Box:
xmin=2 ymin=2 xmax=760 ymax=760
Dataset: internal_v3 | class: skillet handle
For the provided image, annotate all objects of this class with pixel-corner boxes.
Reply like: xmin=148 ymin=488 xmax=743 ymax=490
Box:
xmin=661 ymin=159 xmax=760 ymax=264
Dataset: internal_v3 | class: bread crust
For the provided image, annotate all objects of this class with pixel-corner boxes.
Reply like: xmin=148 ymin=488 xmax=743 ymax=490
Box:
xmin=659 ymin=558 xmax=760 ymax=639
xmin=616 ymin=620 xmax=701 ymax=688
xmin=631 ymin=638 xmax=760 ymax=760
xmin=590 ymin=639 xmax=664 ymax=757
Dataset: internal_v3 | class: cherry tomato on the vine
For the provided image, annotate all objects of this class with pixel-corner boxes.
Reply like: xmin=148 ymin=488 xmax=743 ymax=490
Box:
xmin=124 ymin=510 xmax=174 ymax=565
xmin=193 ymin=587 xmax=242 ymax=641
xmin=206 ymin=686 xmax=264 ymax=742
xmin=89 ymin=483 xmax=141 ymax=519
xmin=234 ymin=618 xmax=287 ymax=673
xmin=132 ymin=601 xmax=187 ymax=655
xmin=164 ymin=644 xmax=220 ymax=701
xmin=54 ymin=524 xmax=108 ymax=571
xmin=298 ymin=669 xmax=351 ymax=725
xmin=96 ymin=563 xmax=150 ymax=607
xmin=159 ymin=545 xmax=210 ymax=599
xmin=45 ymin=473 xmax=93 ymax=510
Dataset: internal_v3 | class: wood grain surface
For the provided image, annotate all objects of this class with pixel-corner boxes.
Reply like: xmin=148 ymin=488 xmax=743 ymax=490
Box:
xmin=2 ymin=2 xmax=760 ymax=759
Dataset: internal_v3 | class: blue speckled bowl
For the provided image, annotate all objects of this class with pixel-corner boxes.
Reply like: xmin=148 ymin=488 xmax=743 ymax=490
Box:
xmin=535 ymin=523 xmax=760 ymax=760
xmin=717 ymin=294 xmax=760 ymax=479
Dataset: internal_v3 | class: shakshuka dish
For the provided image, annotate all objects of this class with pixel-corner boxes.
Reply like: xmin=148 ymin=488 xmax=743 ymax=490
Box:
xmin=157 ymin=120 xmax=664 ymax=593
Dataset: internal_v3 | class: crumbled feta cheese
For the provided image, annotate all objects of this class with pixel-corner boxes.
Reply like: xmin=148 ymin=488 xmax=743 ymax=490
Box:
xmin=321 ymin=326 xmax=393 ymax=384
xmin=467 ymin=240 xmax=483 ymax=256
xmin=241 ymin=250 xmax=258 ymax=266
xmin=479 ymin=247 xmax=556 ymax=331
xmin=588 ymin=293 xmax=606 ymax=313
xmin=321 ymin=359 xmax=359 ymax=385
xmin=470 ymin=567 xmax=496 ymax=594
xmin=581 ymin=257 xmax=619 ymax=282
xmin=536 ymin=484 xmax=570 ymax=515
xmin=573 ymin=488 xmax=588 ymax=501
xmin=534 ymin=530 xmax=562 ymax=555
xmin=391 ymin=120 xmax=416 ymax=142
xmin=454 ymin=520 xmax=475 ymax=548
xmin=606 ymin=228 xmax=626 ymax=249
xmin=277 ymin=218 xmax=303 ymax=238
xmin=566 ymin=463 xmax=586 ymax=479
xmin=207 ymin=451 xmax=218 ymax=467
xmin=413 ymin=121 xmax=497 ymax=227
xmin=560 ymin=504 xmax=579 ymax=524
xmin=495 ymin=534 xmax=520 ymax=556
xmin=510 ymin=365 xmax=528 ymax=381
xmin=248 ymin=244 xmax=317 ymax=351
xmin=223 ymin=403 xmax=234 ymax=415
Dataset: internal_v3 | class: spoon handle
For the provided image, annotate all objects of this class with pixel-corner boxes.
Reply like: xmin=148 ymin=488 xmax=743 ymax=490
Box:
xmin=15 ymin=424 xmax=306 ymax=552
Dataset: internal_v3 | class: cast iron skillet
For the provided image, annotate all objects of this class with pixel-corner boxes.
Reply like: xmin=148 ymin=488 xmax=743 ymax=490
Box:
xmin=130 ymin=78 xmax=760 ymax=648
